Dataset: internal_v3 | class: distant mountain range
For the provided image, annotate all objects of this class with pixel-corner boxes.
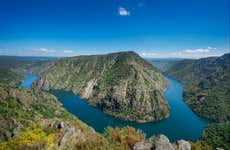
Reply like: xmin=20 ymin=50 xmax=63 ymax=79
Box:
xmin=0 ymin=55 xmax=55 ymax=74
xmin=146 ymin=58 xmax=183 ymax=70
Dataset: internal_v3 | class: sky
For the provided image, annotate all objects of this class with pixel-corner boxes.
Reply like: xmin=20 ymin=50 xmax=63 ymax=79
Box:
xmin=0 ymin=0 xmax=229 ymax=58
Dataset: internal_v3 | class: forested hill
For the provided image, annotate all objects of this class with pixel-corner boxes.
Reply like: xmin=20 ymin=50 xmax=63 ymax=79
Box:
xmin=164 ymin=53 xmax=230 ymax=122
xmin=33 ymin=51 xmax=169 ymax=123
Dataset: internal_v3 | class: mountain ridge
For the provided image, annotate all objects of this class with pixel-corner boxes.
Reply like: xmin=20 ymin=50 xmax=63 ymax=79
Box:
xmin=33 ymin=51 xmax=169 ymax=122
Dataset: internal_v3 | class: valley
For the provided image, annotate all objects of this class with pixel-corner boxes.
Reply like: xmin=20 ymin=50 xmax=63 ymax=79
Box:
xmin=0 ymin=52 xmax=229 ymax=150
xmin=23 ymin=73 xmax=208 ymax=141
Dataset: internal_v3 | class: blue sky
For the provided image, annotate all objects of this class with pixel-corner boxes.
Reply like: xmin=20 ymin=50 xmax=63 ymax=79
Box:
xmin=0 ymin=0 xmax=229 ymax=58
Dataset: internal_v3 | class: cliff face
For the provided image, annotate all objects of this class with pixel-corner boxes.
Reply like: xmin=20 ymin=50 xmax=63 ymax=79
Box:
xmin=33 ymin=51 xmax=169 ymax=122
xmin=164 ymin=53 xmax=230 ymax=122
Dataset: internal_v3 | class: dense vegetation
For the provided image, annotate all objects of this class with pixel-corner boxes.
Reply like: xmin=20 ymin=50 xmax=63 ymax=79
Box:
xmin=0 ymin=70 xmax=24 ymax=85
xmin=164 ymin=53 xmax=230 ymax=123
xmin=34 ymin=51 xmax=169 ymax=122
xmin=201 ymin=123 xmax=230 ymax=150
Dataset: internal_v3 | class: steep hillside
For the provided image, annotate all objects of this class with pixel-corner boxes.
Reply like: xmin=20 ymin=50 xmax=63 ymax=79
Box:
xmin=0 ymin=83 xmax=110 ymax=149
xmin=0 ymin=70 xmax=24 ymax=85
xmin=165 ymin=53 xmax=230 ymax=122
xmin=201 ymin=122 xmax=230 ymax=150
xmin=34 ymin=51 xmax=169 ymax=122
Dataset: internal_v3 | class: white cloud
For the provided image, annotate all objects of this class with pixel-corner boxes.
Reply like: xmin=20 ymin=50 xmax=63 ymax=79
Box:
xmin=170 ymin=47 xmax=220 ymax=58
xmin=139 ymin=47 xmax=224 ymax=58
xmin=63 ymin=50 xmax=74 ymax=54
xmin=32 ymin=48 xmax=56 ymax=53
xmin=208 ymin=46 xmax=217 ymax=50
xmin=118 ymin=7 xmax=130 ymax=16
xmin=140 ymin=52 xmax=159 ymax=57
xmin=30 ymin=48 xmax=77 ymax=56
xmin=184 ymin=48 xmax=210 ymax=53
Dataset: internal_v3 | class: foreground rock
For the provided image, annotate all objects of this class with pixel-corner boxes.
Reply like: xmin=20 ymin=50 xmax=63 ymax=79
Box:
xmin=132 ymin=135 xmax=194 ymax=150
xmin=133 ymin=141 xmax=153 ymax=150
xmin=155 ymin=135 xmax=175 ymax=150
xmin=177 ymin=140 xmax=191 ymax=150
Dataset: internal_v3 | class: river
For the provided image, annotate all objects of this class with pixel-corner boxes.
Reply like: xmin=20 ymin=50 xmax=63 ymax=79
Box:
xmin=20 ymin=73 xmax=208 ymax=142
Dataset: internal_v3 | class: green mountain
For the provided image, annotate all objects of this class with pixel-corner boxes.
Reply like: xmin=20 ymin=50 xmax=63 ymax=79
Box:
xmin=33 ymin=51 xmax=169 ymax=122
xmin=164 ymin=53 xmax=230 ymax=122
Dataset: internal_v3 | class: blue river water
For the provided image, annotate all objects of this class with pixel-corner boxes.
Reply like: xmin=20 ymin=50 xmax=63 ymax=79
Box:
xmin=20 ymin=74 xmax=208 ymax=142
xmin=20 ymin=74 xmax=37 ymax=89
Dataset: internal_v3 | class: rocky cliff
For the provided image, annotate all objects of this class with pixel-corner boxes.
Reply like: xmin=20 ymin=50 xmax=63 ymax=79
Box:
xmin=33 ymin=51 xmax=169 ymax=122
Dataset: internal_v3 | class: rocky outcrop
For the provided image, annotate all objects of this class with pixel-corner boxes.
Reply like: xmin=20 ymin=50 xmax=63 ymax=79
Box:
xmin=82 ymin=79 xmax=97 ymax=99
xmin=34 ymin=51 xmax=169 ymax=122
xmin=59 ymin=127 xmax=84 ymax=148
xmin=9 ymin=88 xmax=32 ymax=107
xmin=155 ymin=135 xmax=175 ymax=150
xmin=133 ymin=141 xmax=153 ymax=150
xmin=177 ymin=140 xmax=191 ymax=150
xmin=39 ymin=119 xmax=85 ymax=148
xmin=132 ymin=135 xmax=194 ymax=150
xmin=33 ymin=76 xmax=50 ymax=91
xmin=0 ymin=119 xmax=19 ymax=141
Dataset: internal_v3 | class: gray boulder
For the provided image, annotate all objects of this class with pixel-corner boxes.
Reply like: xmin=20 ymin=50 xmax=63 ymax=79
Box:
xmin=177 ymin=140 xmax=191 ymax=150
xmin=58 ymin=127 xmax=83 ymax=148
xmin=216 ymin=148 xmax=224 ymax=150
xmin=155 ymin=135 xmax=175 ymax=150
xmin=133 ymin=141 xmax=153 ymax=150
